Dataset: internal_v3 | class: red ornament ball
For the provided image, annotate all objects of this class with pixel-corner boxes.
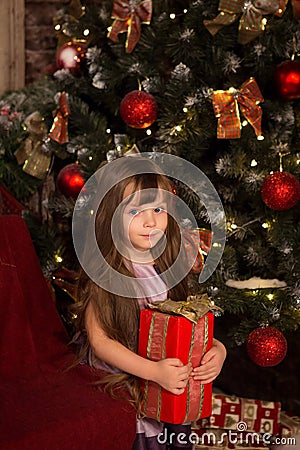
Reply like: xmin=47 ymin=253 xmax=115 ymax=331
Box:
xmin=57 ymin=163 xmax=85 ymax=199
xmin=56 ymin=41 xmax=87 ymax=76
xmin=261 ymin=171 xmax=300 ymax=210
xmin=120 ymin=90 xmax=158 ymax=129
xmin=247 ymin=326 xmax=287 ymax=367
xmin=275 ymin=60 xmax=300 ymax=100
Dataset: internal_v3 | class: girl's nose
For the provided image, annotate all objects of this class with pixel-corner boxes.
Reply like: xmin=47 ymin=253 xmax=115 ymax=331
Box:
xmin=143 ymin=209 xmax=156 ymax=227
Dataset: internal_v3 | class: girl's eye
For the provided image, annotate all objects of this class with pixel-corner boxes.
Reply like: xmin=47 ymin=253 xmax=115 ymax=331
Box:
xmin=154 ymin=207 xmax=164 ymax=213
xmin=129 ymin=209 xmax=139 ymax=216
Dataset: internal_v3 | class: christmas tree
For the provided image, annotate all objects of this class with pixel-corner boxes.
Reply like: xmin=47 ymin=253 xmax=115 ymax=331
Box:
xmin=1 ymin=0 xmax=300 ymax=411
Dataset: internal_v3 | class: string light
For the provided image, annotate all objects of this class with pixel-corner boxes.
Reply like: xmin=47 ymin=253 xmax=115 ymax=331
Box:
xmin=88 ymin=156 xmax=93 ymax=160
xmin=262 ymin=222 xmax=270 ymax=229
xmin=183 ymin=9 xmax=188 ymax=13
xmin=175 ymin=125 xmax=182 ymax=132
xmin=90 ymin=209 xmax=94 ymax=215
xmin=83 ymin=29 xmax=90 ymax=36
xmin=266 ymin=293 xmax=274 ymax=300
xmin=146 ymin=129 xmax=152 ymax=135
xmin=106 ymin=128 xmax=111 ymax=134
xmin=183 ymin=107 xmax=188 ymax=113
xmin=55 ymin=24 xmax=61 ymax=31
xmin=242 ymin=120 xmax=248 ymax=127
xmin=54 ymin=254 xmax=63 ymax=263
xmin=251 ymin=159 xmax=258 ymax=167
xmin=227 ymin=220 xmax=238 ymax=231
xmin=170 ymin=13 xmax=176 ymax=19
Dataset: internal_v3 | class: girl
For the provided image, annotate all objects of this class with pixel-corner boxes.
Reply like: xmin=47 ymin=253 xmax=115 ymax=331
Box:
xmin=73 ymin=155 xmax=226 ymax=449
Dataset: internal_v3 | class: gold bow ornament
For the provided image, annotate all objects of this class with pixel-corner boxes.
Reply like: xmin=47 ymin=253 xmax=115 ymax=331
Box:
xmin=211 ymin=77 xmax=264 ymax=140
xmin=14 ymin=111 xmax=52 ymax=179
xmin=148 ymin=294 xmax=223 ymax=324
xmin=49 ymin=92 xmax=70 ymax=144
xmin=204 ymin=0 xmax=288 ymax=45
xmin=108 ymin=0 xmax=152 ymax=53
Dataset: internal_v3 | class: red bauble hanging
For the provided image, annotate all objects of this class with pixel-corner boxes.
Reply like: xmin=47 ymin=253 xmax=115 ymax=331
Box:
xmin=57 ymin=163 xmax=85 ymax=199
xmin=275 ymin=60 xmax=300 ymax=100
xmin=56 ymin=41 xmax=87 ymax=76
xmin=247 ymin=326 xmax=287 ymax=367
xmin=261 ymin=171 xmax=300 ymax=211
xmin=120 ymin=90 xmax=158 ymax=129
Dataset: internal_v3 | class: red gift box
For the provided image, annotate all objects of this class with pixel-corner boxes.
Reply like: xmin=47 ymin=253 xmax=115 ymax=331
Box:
xmin=197 ymin=394 xmax=281 ymax=436
xmin=138 ymin=301 xmax=214 ymax=424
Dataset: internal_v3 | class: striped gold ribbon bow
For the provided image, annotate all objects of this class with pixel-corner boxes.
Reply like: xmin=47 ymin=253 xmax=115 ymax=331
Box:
xmin=212 ymin=78 xmax=264 ymax=139
xmin=49 ymin=92 xmax=70 ymax=145
xmin=108 ymin=0 xmax=152 ymax=53
xmin=148 ymin=294 xmax=223 ymax=324
xmin=14 ymin=111 xmax=51 ymax=179
xmin=204 ymin=0 xmax=287 ymax=45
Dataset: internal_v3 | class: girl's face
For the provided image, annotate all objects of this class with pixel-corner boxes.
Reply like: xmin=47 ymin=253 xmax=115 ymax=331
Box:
xmin=122 ymin=183 xmax=168 ymax=254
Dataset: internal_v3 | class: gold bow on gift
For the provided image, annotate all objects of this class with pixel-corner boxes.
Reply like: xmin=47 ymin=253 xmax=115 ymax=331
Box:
xmin=212 ymin=78 xmax=264 ymax=139
xmin=49 ymin=92 xmax=70 ymax=144
xmin=108 ymin=0 xmax=152 ymax=53
xmin=14 ymin=111 xmax=51 ymax=179
xmin=148 ymin=294 xmax=223 ymax=324
xmin=204 ymin=0 xmax=288 ymax=45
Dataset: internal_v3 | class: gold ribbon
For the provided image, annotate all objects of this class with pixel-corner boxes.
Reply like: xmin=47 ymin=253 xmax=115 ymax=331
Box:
xmin=212 ymin=77 xmax=264 ymax=139
xmin=108 ymin=0 xmax=152 ymax=53
xmin=14 ymin=111 xmax=51 ymax=179
xmin=49 ymin=92 xmax=70 ymax=144
xmin=148 ymin=294 xmax=223 ymax=324
xmin=204 ymin=0 xmax=287 ymax=44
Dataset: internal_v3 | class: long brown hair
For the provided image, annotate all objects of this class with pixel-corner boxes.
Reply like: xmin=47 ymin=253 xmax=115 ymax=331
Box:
xmin=73 ymin=156 xmax=189 ymax=412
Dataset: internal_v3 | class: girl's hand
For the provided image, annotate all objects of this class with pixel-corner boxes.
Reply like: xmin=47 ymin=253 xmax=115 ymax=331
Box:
xmin=152 ymin=358 xmax=192 ymax=395
xmin=191 ymin=339 xmax=226 ymax=384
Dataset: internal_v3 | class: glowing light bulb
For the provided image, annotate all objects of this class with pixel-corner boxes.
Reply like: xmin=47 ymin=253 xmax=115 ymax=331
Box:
xmin=55 ymin=254 xmax=63 ymax=263
xmin=251 ymin=159 xmax=258 ymax=167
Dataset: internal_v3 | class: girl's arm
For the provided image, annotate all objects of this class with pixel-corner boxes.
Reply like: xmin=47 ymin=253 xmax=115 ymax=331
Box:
xmin=191 ymin=338 xmax=227 ymax=383
xmin=85 ymin=303 xmax=191 ymax=395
